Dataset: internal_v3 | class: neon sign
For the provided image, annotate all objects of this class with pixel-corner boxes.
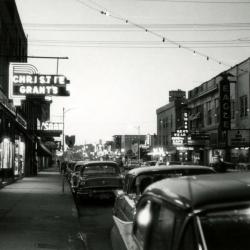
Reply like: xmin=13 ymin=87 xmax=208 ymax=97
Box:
xmin=9 ymin=63 xmax=70 ymax=105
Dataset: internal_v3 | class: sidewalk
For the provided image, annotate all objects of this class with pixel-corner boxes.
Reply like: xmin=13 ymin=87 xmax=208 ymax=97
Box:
xmin=0 ymin=166 xmax=85 ymax=250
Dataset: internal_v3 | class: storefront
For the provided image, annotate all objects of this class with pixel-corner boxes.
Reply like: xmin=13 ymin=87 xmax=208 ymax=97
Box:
xmin=14 ymin=136 xmax=25 ymax=177
xmin=0 ymin=100 xmax=28 ymax=183
xmin=228 ymin=129 xmax=250 ymax=163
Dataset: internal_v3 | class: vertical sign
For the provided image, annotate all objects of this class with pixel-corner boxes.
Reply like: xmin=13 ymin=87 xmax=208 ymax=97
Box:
xmin=219 ymin=76 xmax=231 ymax=130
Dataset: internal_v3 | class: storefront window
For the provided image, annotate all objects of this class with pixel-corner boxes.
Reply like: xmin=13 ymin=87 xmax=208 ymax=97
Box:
xmin=0 ymin=138 xmax=13 ymax=169
xmin=14 ymin=137 xmax=25 ymax=176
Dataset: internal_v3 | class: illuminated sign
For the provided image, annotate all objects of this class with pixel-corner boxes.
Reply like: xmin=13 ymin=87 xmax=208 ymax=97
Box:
xmin=9 ymin=63 xmax=70 ymax=105
xmin=183 ymin=112 xmax=188 ymax=129
xmin=173 ymin=129 xmax=188 ymax=137
xmin=177 ymin=146 xmax=194 ymax=151
xmin=219 ymin=76 xmax=231 ymax=130
xmin=38 ymin=121 xmax=63 ymax=131
xmin=172 ymin=137 xmax=184 ymax=146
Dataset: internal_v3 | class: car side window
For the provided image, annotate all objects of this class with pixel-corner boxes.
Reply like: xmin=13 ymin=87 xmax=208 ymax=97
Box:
xmin=123 ymin=175 xmax=132 ymax=193
xmin=149 ymin=204 xmax=175 ymax=250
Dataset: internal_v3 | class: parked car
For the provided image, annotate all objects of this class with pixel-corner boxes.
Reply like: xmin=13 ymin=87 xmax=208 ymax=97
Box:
xmin=111 ymin=171 xmax=250 ymax=250
xmin=69 ymin=160 xmax=86 ymax=187
xmin=141 ymin=161 xmax=157 ymax=167
xmin=236 ymin=162 xmax=250 ymax=171
xmin=210 ymin=160 xmax=237 ymax=172
xmin=65 ymin=160 xmax=77 ymax=179
xmin=166 ymin=160 xmax=182 ymax=166
xmin=74 ymin=161 xmax=123 ymax=200
xmin=112 ymin=165 xmax=215 ymax=221
xmin=124 ymin=160 xmax=140 ymax=170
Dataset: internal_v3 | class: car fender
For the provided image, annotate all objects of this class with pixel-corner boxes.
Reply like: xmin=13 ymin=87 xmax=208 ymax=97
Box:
xmin=111 ymin=216 xmax=139 ymax=250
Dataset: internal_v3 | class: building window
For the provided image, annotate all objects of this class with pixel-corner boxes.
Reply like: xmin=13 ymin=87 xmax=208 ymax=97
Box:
xmin=207 ymin=110 xmax=212 ymax=125
xmin=231 ymin=100 xmax=235 ymax=119
xmin=240 ymin=95 xmax=248 ymax=118
xmin=206 ymin=101 xmax=212 ymax=125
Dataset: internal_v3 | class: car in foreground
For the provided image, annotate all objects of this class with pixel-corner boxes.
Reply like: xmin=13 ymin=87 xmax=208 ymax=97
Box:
xmin=74 ymin=161 xmax=123 ymax=199
xmin=111 ymin=171 xmax=250 ymax=250
xmin=113 ymin=165 xmax=215 ymax=221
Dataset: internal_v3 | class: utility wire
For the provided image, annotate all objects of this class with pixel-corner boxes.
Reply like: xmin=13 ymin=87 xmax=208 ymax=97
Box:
xmin=74 ymin=0 xmax=234 ymax=67
xmin=138 ymin=0 xmax=250 ymax=3
xmin=23 ymin=22 xmax=250 ymax=28
xmin=29 ymin=43 xmax=250 ymax=49
xmin=28 ymin=38 xmax=250 ymax=44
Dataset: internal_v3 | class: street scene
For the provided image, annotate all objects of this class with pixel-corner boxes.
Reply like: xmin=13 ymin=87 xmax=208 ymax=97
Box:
xmin=1 ymin=0 xmax=250 ymax=249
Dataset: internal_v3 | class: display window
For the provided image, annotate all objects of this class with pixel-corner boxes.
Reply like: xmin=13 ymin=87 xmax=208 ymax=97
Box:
xmin=14 ymin=137 xmax=25 ymax=176
xmin=0 ymin=138 xmax=13 ymax=170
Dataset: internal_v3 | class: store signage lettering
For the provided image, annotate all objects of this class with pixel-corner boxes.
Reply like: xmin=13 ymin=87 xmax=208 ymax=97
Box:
xmin=9 ymin=63 xmax=70 ymax=104
xmin=38 ymin=121 xmax=63 ymax=131
xmin=219 ymin=77 xmax=231 ymax=130
xmin=172 ymin=137 xmax=184 ymax=146
xmin=13 ymin=74 xmax=67 ymax=85
xmin=174 ymin=129 xmax=188 ymax=137
xmin=18 ymin=85 xmax=58 ymax=95
xmin=13 ymin=74 xmax=68 ymax=96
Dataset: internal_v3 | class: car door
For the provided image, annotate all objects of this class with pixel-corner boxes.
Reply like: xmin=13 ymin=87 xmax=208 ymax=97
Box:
xmin=133 ymin=196 xmax=183 ymax=250
xmin=114 ymin=174 xmax=135 ymax=221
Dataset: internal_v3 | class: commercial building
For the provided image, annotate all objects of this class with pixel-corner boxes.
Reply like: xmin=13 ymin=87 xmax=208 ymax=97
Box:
xmin=156 ymin=90 xmax=189 ymax=162
xmin=0 ymin=0 xmax=68 ymax=185
xmin=187 ymin=58 xmax=250 ymax=165
xmin=0 ymin=0 xmax=28 ymax=183
xmin=113 ymin=134 xmax=148 ymax=156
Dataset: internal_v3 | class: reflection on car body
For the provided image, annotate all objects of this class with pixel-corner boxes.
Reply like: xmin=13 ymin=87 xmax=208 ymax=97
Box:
xmin=74 ymin=161 xmax=123 ymax=199
xmin=111 ymin=171 xmax=250 ymax=250
xmin=113 ymin=165 xmax=215 ymax=221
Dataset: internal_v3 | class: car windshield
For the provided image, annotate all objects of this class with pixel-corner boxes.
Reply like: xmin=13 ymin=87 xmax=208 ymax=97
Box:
xmin=81 ymin=164 xmax=118 ymax=175
xmin=199 ymin=207 xmax=250 ymax=250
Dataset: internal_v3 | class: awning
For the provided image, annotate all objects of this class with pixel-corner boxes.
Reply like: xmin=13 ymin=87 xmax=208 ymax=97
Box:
xmin=37 ymin=141 xmax=52 ymax=156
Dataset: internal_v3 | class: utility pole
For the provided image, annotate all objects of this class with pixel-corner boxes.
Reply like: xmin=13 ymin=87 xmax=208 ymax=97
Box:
xmin=138 ymin=125 xmax=140 ymax=164
xmin=62 ymin=107 xmax=77 ymax=158
xmin=62 ymin=107 xmax=65 ymax=156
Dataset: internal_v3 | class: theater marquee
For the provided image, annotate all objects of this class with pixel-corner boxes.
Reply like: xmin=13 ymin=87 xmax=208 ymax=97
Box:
xmin=9 ymin=63 xmax=70 ymax=105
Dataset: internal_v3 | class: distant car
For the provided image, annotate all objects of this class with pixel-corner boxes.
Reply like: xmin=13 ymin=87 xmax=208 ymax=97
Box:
xmin=236 ymin=162 xmax=250 ymax=171
xmin=112 ymin=165 xmax=215 ymax=221
xmin=142 ymin=161 xmax=157 ymax=167
xmin=111 ymin=171 xmax=250 ymax=250
xmin=74 ymin=161 xmax=123 ymax=200
xmin=166 ymin=160 xmax=182 ymax=166
xmin=124 ymin=160 xmax=140 ymax=170
xmin=69 ymin=161 xmax=86 ymax=188
xmin=211 ymin=161 xmax=237 ymax=172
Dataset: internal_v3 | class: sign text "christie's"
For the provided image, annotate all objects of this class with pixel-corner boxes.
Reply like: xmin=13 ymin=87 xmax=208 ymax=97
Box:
xmin=13 ymin=74 xmax=67 ymax=85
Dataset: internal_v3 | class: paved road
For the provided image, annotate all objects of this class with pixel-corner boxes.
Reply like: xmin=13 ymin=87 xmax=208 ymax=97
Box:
xmin=77 ymin=198 xmax=114 ymax=250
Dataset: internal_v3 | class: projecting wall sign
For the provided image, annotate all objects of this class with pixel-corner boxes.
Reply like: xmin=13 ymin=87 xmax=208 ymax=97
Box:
xmin=9 ymin=63 xmax=70 ymax=105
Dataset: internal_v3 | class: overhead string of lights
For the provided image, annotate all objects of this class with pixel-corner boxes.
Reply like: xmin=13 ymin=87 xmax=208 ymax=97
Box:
xmin=76 ymin=0 xmax=236 ymax=68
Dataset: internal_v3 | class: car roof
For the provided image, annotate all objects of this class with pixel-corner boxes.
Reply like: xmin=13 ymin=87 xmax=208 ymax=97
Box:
xmin=74 ymin=161 xmax=87 ymax=166
xmin=82 ymin=160 xmax=118 ymax=166
xmin=145 ymin=171 xmax=250 ymax=211
xmin=128 ymin=165 xmax=214 ymax=176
